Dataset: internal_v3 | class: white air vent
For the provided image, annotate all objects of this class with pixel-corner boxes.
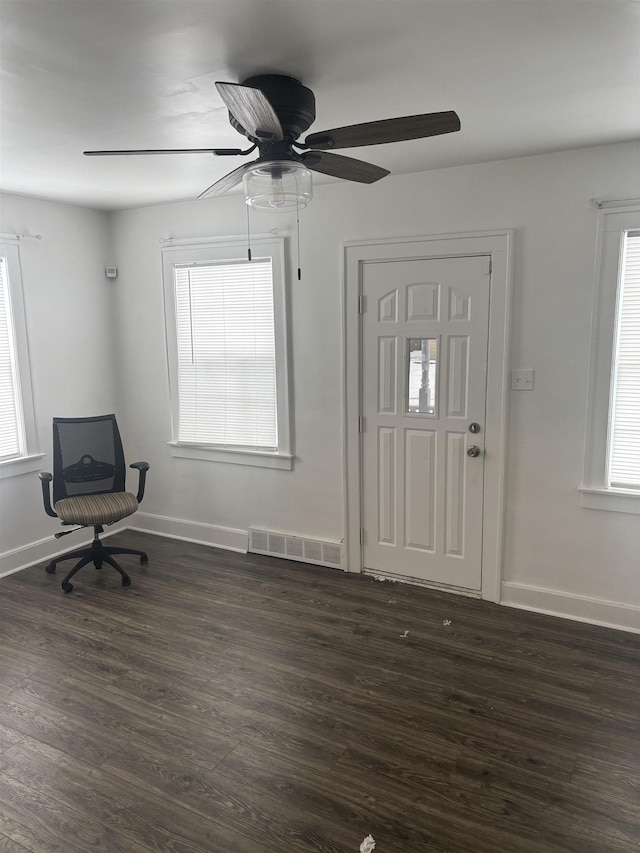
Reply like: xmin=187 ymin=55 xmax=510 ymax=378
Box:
xmin=322 ymin=543 xmax=342 ymax=566
xmin=248 ymin=528 xmax=344 ymax=570
xmin=251 ymin=530 xmax=269 ymax=551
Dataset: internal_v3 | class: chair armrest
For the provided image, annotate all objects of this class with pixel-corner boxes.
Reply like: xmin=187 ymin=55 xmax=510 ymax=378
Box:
xmin=39 ymin=471 xmax=58 ymax=517
xmin=129 ymin=462 xmax=149 ymax=503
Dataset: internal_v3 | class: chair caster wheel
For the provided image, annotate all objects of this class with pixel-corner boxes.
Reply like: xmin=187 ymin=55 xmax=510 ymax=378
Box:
xmin=140 ymin=555 xmax=148 ymax=565
xmin=45 ymin=564 xmax=56 ymax=574
xmin=122 ymin=575 xmax=131 ymax=587
xmin=61 ymin=581 xmax=73 ymax=593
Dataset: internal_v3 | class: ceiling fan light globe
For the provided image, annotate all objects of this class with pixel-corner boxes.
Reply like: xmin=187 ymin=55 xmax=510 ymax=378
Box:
xmin=243 ymin=161 xmax=312 ymax=211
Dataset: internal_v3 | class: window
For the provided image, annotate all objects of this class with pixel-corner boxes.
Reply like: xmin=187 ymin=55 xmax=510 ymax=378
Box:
xmin=582 ymin=205 xmax=640 ymax=512
xmin=162 ymin=237 xmax=292 ymax=469
xmin=609 ymin=231 xmax=639 ymax=490
xmin=0 ymin=255 xmax=22 ymax=458
xmin=0 ymin=242 xmax=40 ymax=479
xmin=407 ymin=337 xmax=438 ymax=415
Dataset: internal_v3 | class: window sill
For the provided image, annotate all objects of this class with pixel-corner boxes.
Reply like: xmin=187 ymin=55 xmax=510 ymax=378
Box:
xmin=580 ymin=487 xmax=640 ymax=515
xmin=168 ymin=442 xmax=294 ymax=470
xmin=0 ymin=452 xmax=46 ymax=480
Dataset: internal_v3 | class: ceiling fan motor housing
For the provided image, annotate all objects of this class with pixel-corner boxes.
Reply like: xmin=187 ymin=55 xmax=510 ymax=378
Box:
xmin=233 ymin=74 xmax=316 ymax=141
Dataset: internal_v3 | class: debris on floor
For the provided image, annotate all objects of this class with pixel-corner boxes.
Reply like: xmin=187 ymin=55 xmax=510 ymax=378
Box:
xmin=442 ymin=619 xmax=452 ymax=626
xmin=360 ymin=835 xmax=376 ymax=853
xmin=400 ymin=629 xmax=409 ymax=638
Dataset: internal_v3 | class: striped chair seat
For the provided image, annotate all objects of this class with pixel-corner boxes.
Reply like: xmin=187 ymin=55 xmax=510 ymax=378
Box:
xmin=54 ymin=492 xmax=139 ymax=526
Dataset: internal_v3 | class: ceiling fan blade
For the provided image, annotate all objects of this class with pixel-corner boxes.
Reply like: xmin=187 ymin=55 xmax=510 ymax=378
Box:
xmin=215 ymin=82 xmax=284 ymax=142
xmin=301 ymin=151 xmax=389 ymax=184
xmin=305 ymin=111 xmax=461 ymax=150
xmin=84 ymin=148 xmax=246 ymax=156
xmin=198 ymin=163 xmax=251 ymax=199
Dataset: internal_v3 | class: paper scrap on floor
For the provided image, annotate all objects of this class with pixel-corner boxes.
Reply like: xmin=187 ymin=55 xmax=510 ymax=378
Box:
xmin=360 ymin=834 xmax=376 ymax=853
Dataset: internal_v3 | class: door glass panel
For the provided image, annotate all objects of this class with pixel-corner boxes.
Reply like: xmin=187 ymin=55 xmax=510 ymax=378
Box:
xmin=407 ymin=338 xmax=438 ymax=414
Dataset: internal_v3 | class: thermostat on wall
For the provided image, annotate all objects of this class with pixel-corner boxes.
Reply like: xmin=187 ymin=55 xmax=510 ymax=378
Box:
xmin=105 ymin=266 xmax=118 ymax=278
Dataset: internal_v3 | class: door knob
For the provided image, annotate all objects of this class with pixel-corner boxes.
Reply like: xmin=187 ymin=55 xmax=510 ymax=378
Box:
xmin=467 ymin=445 xmax=481 ymax=458
xmin=469 ymin=422 xmax=481 ymax=434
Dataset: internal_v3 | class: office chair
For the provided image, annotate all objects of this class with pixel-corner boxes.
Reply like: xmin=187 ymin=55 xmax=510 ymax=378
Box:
xmin=39 ymin=414 xmax=149 ymax=593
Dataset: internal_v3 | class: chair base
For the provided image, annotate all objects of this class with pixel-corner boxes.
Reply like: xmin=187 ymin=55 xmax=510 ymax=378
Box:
xmin=45 ymin=525 xmax=148 ymax=593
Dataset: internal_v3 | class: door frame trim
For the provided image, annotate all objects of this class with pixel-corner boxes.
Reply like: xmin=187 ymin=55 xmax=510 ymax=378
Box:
xmin=342 ymin=231 xmax=513 ymax=602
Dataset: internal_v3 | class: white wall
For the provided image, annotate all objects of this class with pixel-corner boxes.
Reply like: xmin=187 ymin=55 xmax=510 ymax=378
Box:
xmin=0 ymin=193 xmax=116 ymax=567
xmin=112 ymin=140 xmax=639 ymax=630
xmin=1 ymin=141 xmax=638 ymax=631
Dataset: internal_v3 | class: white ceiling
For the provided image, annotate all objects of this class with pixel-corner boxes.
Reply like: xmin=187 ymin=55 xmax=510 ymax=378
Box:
xmin=1 ymin=0 xmax=638 ymax=211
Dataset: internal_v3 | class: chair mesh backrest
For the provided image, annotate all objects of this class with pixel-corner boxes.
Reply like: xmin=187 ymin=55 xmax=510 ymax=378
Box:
xmin=52 ymin=415 xmax=126 ymax=504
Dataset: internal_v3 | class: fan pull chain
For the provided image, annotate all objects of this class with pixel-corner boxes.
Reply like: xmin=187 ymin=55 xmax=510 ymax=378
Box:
xmin=246 ymin=203 xmax=252 ymax=262
xmin=296 ymin=205 xmax=302 ymax=281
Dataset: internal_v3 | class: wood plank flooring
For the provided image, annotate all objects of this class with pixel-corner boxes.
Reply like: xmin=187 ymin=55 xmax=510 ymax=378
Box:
xmin=0 ymin=530 xmax=639 ymax=852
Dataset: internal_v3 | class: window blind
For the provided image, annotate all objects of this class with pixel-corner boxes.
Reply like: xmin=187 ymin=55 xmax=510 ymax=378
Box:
xmin=174 ymin=258 xmax=277 ymax=449
xmin=0 ymin=256 xmax=23 ymax=460
xmin=609 ymin=231 xmax=640 ymax=489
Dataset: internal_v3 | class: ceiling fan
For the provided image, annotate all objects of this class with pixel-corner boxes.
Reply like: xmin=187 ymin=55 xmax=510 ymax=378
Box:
xmin=84 ymin=74 xmax=461 ymax=210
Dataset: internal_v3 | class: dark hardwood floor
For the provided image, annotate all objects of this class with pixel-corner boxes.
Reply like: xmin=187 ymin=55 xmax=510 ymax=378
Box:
xmin=0 ymin=530 xmax=639 ymax=852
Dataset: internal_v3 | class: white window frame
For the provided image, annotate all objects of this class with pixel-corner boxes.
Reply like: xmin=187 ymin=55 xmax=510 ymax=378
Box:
xmin=162 ymin=236 xmax=293 ymax=470
xmin=581 ymin=204 xmax=640 ymax=514
xmin=0 ymin=242 xmax=41 ymax=480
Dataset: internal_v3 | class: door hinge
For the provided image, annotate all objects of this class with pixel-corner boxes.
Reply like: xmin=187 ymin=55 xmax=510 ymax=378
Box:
xmin=488 ymin=257 xmax=493 ymax=274
xmin=359 ymin=415 xmax=366 ymax=433
xmin=360 ymin=527 xmax=365 ymax=546
xmin=358 ymin=294 xmax=366 ymax=314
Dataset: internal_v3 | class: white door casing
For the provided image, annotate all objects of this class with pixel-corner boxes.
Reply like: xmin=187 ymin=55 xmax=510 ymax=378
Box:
xmin=361 ymin=254 xmax=490 ymax=589
xmin=343 ymin=232 xmax=513 ymax=602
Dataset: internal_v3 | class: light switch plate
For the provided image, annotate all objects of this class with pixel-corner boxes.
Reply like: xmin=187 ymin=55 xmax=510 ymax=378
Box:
xmin=512 ymin=369 xmax=535 ymax=390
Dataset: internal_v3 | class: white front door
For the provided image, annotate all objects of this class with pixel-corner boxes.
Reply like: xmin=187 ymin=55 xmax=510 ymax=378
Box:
xmin=361 ymin=254 xmax=491 ymax=589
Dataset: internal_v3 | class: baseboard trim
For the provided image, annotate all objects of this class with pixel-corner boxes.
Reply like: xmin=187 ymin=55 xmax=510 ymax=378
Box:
xmin=128 ymin=512 xmax=247 ymax=553
xmin=501 ymin=581 xmax=640 ymax=634
xmin=0 ymin=514 xmax=247 ymax=580
xmin=0 ymin=522 xmax=127 ymax=579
